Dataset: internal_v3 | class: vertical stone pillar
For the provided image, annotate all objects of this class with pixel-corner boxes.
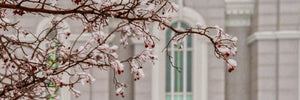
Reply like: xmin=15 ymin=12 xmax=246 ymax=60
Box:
xmin=131 ymin=38 xmax=153 ymax=100
xmin=109 ymin=35 xmax=134 ymax=100
xmin=225 ymin=26 xmax=251 ymax=100
xmin=225 ymin=1 xmax=253 ymax=100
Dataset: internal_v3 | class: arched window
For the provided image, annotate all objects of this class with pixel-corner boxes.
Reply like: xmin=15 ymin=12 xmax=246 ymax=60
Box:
xmin=36 ymin=17 xmax=71 ymax=100
xmin=46 ymin=27 xmax=59 ymax=100
xmin=152 ymin=6 xmax=207 ymax=100
xmin=165 ymin=21 xmax=193 ymax=100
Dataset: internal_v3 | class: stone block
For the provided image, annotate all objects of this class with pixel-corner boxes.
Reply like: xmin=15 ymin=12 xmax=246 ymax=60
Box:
xmin=91 ymin=79 xmax=109 ymax=92
xmin=91 ymin=68 xmax=110 ymax=79
xmin=258 ymin=66 xmax=276 ymax=78
xmin=92 ymin=92 xmax=109 ymax=100
xmin=280 ymin=2 xmax=300 ymax=13
xmin=258 ymin=40 xmax=276 ymax=54
xmin=209 ymin=67 xmax=225 ymax=80
xmin=207 ymin=8 xmax=225 ymax=19
xmin=278 ymin=90 xmax=298 ymax=100
xmin=279 ymin=53 xmax=298 ymax=65
xmin=258 ymin=91 xmax=277 ymax=100
xmin=279 ymin=78 xmax=298 ymax=90
xmin=280 ymin=14 xmax=300 ymax=25
xmin=258 ymin=79 xmax=276 ymax=90
xmin=257 ymin=25 xmax=277 ymax=31
xmin=279 ymin=40 xmax=298 ymax=53
xmin=134 ymin=93 xmax=151 ymax=100
xmin=209 ymin=93 xmax=224 ymax=100
xmin=208 ymin=80 xmax=225 ymax=93
xmin=279 ymin=25 xmax=300 ymax=30
xmin=258 ymin=54 xmax=276 ymax=65
xmin=258 ymin=15 xmax=277 ymax=26
xmin=258 ymin=3 xmax=277 ymax=14
xmin=207 ymin=18 xmax=225 ymax=27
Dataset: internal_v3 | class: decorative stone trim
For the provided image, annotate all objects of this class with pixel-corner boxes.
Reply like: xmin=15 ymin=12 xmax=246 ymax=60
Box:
xmin=225 ymin=0 xmax=254 ymax=27
xmin=247 ymin=31 xmax=300 ymax=44
xmin=130 ymin=37 xmax=144 ymax=44
xmin=152 ymin=6 xmax=208 ymax=100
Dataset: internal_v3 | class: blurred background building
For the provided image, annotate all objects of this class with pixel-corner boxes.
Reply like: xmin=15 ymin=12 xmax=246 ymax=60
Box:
xmin=13 ymin=0 xmax=300 ymax=100
xmin=68 ymin=0 xmax=300 ymax=100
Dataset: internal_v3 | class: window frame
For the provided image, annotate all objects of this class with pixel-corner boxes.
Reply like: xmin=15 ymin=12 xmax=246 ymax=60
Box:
xmin=151 ymin=7 xmax=208 ymax=100
xmin=165 ymin=21 xmax=193 ymax=100
xmin=36 ymin=16 xmax=72 ymax=100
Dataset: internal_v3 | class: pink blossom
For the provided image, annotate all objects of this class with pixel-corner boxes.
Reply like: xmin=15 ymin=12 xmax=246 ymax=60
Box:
xmin=115 ymin=87 xmax=125 ymax=98
xmin=71 ymin=88 xmax=81 ymax=98
xmin=218 ymin=47 xmax=230 ymax=57
xmin=111 ymin=60 xmax=124 ymax=74
xmin=231 ymin=47 xmax=237 ymax=56
xmin=227 ymin=59 xmax=237 ymax=72
xmin=77 ymin=73 xmax=96 ymax=85
xmin=231 ymin=37 xmax=238 ymax=42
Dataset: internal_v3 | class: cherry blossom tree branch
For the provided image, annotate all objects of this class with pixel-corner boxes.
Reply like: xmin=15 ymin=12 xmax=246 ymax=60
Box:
xmin=0 ymin=0 xmax=238 ymax=99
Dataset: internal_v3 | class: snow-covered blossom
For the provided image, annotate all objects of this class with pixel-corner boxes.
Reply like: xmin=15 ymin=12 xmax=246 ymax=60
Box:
xmin=170 ymin=2 xmax=179 ymax=12
xmin=92 ymin=0 xmax=102 ymax=3
xmin=111 ymin=60 xmax=124 ymax=74
xmin=135 ymin=69 xmax=145 ymax=80
xmin=130 ymin=59 xmax=139 ymax=73
xmin=138 ymin=48 xmax=158 ymax=64
xmin=49 ymin=0 xmax=57 ymax=6
xmin=0 ymin=0 xmax=238 ymax=99
xmin=92 ymin=31 xmax=106 ymax=41
xmin=231 ymin=37 xmax=238 ymax=42
xmin=218 ymin=47 xmax=230 ymax=57
xmin=146 ymin=4 xmax=156 ymax=12
xmin=231 ymin=47 xmax=237 ymax=56
xmin=77 ymin=73 xmax=96 ymax=85
xmin=110 ymin=45 xmax=118 ymax=52
xmin=172 ymin=34 xmax=187 ymax=48
xmin=86 ymin=59 xmax=97 ymax=65
xmin=97 ymin=44 xmax=110 ymax=51
xmin=115 ymin=86 xmax=125 ymax=98
xmin=1 ymin=18 xmax=10 ymax=23
xmin=71 ymin=88 xmax=81 ymax=98
xmin=227 ymin=59 xmax=237 ymax=72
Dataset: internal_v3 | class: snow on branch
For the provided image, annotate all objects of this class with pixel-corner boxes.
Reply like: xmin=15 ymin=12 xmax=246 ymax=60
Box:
xmin=0 ymin=0 xmax=237 ymax=99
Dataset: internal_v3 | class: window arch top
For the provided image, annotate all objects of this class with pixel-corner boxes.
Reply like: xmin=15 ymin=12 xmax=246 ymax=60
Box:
xmin=165 ymin=21 xmax=192 ymax=49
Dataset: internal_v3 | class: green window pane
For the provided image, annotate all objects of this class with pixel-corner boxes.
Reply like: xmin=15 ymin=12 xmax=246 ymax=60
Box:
xmin=180 ymin=22 xmax=192 ymax=48
xmin=50 ymin=55 xmax=56 ymax=61
xmin=166 ymin=51 xmax=171 ymax=92
xmin=51 ymin=42 xmax=57 ymax=47
xmin=174 ymin=51 xmax=183 ymax=92
xmin=187 ymin=51 xmax=192 ymax=92
xmin=166 ymin=95 xmax=171 ymax=100
xmin=187 ymin=95 xmax=192 ymax=100
xmin=187 ymin=35 xmax=192 ymax=48
xmin=165 ymin=21 xmax=193 ymax=100
xmin=166 ymin=28 xmax=172 ymax=48
xmin=52 ymin=63 xmax=57 ymax=68
xmin=180 ymin=22 xmax=189 ymax=30
xmin=47 ymin=28 xmax=57 ymax=39
xmin=171 ymin=22 xmax=178 ymax=28
xmin=174 ymin=95 xmax=183 ymax=100
xmin=166 ymin=22 xmax=178 ymax=48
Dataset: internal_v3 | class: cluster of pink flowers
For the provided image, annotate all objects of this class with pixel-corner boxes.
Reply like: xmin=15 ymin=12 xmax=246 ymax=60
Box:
xmin=0 ymin=0 xmax=238 ymax=99
xmin=213 ymin=26 xmax=238 ymax=72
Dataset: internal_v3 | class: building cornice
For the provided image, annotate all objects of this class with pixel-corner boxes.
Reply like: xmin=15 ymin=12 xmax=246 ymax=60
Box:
xmin=225 ymin=0 xmax=254 ymax=27
xmin=247 ymin=31 xmax=300 ymax=44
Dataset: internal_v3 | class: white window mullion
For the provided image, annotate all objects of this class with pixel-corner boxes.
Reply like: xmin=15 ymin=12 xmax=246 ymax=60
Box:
xmin=183 ymin=29 xmax=187 ymax=100
xmin=170 ymin=28 xmax=175 ymax=100
xmin=298 ymin=39 xmax=300 ymax=100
